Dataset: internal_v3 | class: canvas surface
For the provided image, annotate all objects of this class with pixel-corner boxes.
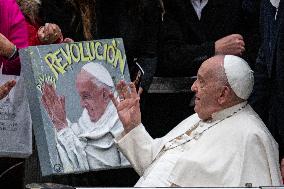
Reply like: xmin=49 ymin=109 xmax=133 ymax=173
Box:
xmin=20 ymin=38 xmax=131 ymax=175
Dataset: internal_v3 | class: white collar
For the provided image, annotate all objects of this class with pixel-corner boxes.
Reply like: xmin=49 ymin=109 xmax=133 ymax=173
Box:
xmin=78 ymin=101 xmax=120 ymax=140
xmin=191 ymin=0 xmax=209 ymax=20
xmin=210 ymin=101 xmax=248 ymax=122
xmin=270 ymin=0 xmax=280 ymax=8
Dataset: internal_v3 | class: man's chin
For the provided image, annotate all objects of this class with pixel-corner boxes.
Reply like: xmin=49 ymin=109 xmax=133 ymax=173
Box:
xmin=193 ymin=106 xmax=199 ymax=113
xmin=88 ymin=113 xmax=99 ymax=123
xmin=90 ymin=118 xmax=99 ymax=123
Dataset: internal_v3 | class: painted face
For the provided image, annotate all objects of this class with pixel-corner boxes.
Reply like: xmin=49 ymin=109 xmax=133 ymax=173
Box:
xmin=191 ymin=60 xmax=223 ymax=120
xmin=75 ymin=71 xmax=110 ymax=123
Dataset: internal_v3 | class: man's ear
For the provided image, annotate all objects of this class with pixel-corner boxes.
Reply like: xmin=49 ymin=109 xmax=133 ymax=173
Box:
xmin=102 ymin=87 xmax=109 ymax=101
xmin=218 ymin=86 xmax=230 ymax=105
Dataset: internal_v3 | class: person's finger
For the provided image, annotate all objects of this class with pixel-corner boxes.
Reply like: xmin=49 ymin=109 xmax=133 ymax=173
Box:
xmin=3 ymin=80 xmax=16 ymax=89
xmin=116 ymin=80 xmax=128 ymax=100
xmin=44 ymin=84 xmax=53 ymax=98
xmin=8 ymin=80 xmax=16 ymax=88
xmin=63 ymin=38 xmax=74 ymax=43
xmin=232 ymin=34 xmax=243 ymax=40
xmin=47 ymin=83 xmax=57 ymax=99
xmin=42 ymin=83 xmax=48 ymax=95
xmin=43 ymin=84 xmax=54 ymax=106
xmin=109 ymin=92 xmax=119 ymax=108
xmin=134 ymin=97 xmax=140 ymax=106
xmin=46 ymin=23 xmax=53 ymax=34
xmin=122 ymin=83 xmax=131 ymax=99
xmin=138 ymin=87 xmax=143 ymax=97
xmin=51 ymin=24 xmax=57 ymax=32
xmin=237 ymin=39 xmax=245 ymax=47
xmin=117 ymin=100 xmax=132 ymax=112
xmin=116 ymin=80 xmax=123 ymax=94
xmin=46 ymin=24 xmax=55 ymax=41
xmin=0 ymin=88 xmax=8 ymax=99
xmin=0 ymin=81 xmax=15 ymax=96
xmin=43 ymin=23 xmax=50 ymax=36
xmin=51 ymin=24 xmax=60 ymax=40
xmin=61 ymin=95 xmax=65 ymax=107
xmin=129 ymin=82 xmax=138 ymax=98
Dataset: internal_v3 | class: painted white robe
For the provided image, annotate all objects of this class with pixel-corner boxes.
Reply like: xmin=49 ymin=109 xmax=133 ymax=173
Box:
xmin=116 ymin=102 xmax=282 ymax=187
xmin=56 ymin=102 xmax=129 ymax=173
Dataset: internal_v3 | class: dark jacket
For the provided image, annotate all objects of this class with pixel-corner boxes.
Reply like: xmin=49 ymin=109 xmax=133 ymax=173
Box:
xmin=157 ymin=0 xmax=249 ymax=77
xmin=250 ymin=0 xmax=284 ymax=159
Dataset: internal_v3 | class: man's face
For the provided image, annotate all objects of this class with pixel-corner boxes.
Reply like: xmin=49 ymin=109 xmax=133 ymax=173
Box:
xmin=76 ymin=71 xmax=110 ymax=123
xmin=191 ymin=60 xmax=223 ymax=120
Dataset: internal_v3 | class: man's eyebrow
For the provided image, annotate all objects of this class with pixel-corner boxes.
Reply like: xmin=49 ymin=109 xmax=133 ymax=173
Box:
xmin=80 ymin=92 xmax=90 ymax=95
xmin=197 ymin=74 xmax=204 ymax=81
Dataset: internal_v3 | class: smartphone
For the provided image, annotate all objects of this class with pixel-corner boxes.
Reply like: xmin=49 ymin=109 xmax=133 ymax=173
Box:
xmin=133 ymin=61 xmax=144 ymax=92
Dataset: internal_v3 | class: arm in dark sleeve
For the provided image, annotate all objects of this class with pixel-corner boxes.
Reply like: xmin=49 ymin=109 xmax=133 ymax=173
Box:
xmin=249 ymin=44 xmax=270 ymax=123
xmin=159 ymin=12 xmax=215 ymax=76
xmin=138 ymin=57 xmax=157 ymax=91
xmin=248 ymin=0 xmax=270 ymax=123
xmin=137 ymin=0 xmax=160 ymax=91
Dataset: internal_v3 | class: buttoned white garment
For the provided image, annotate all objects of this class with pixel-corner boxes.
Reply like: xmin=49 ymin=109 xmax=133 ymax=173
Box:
xmin=191 ymin=0 xmax=209 ymax=20
xmin=116 ymin=102 xmax=282 ymax=187
xmin=135 ymin=120 xmax=217 ymax=187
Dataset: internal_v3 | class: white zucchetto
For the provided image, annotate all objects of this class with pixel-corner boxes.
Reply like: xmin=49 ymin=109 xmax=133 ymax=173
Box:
xmin=82 ymin=62 xmax=114 ymax=87
xmin=223 ymin=55 xmax=254 ymax=100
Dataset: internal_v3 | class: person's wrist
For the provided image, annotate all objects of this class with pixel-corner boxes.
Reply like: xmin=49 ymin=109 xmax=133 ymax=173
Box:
xmin=54 ymin=120 xmax=68 ymax=131
xmin=124 ymin=121 xmax=141 ymax=134
xmin=7 ymin=45 xmax=18 ymax=60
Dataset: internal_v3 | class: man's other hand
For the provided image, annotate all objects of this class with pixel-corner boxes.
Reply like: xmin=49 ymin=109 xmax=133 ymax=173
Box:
xmin=110 ymin=81 xmax=142 ymax=134
xmin=41 ymin=83 xmax=67 ymax=131
xmin=215 ymin=34 xmax=245 ymax=56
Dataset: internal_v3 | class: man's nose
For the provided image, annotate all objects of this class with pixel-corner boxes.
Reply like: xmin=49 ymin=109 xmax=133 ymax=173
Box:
xmin=80 ymin=99 xmax=87 ymax=108
xmin=191 ymin=80 xmax=197 ymax=92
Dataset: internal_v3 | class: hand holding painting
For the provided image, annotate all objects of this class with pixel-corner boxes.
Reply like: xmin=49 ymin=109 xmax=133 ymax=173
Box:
xmin=37 ymin=23 xmax=63 ymax=44
xmin=0 ymin=80 xmax=16 ymax=100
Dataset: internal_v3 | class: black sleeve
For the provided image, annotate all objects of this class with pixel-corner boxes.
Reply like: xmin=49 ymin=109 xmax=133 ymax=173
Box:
xmin=125 ymin=0 xmax=161 ymax=91
xmin=158 ymin=10 xmax=215 ymax=77
xmin=138 ymin=0 xmax=161 ymax=91
xmin=39 ymin=0 xmax=85 ymax=41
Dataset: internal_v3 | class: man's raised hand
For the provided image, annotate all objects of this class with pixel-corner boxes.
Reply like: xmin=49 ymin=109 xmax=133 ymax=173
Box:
xmin=41 ymin=83 xmax=67 ymax=131
xmin=110 ymin=81 xmax=141 ymax=134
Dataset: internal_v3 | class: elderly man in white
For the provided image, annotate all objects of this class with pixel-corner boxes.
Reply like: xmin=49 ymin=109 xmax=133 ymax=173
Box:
xmin=111 ymin=55 xmax=282 ymax=187
xmin=41 ymin=62 xmax=129 ymax=172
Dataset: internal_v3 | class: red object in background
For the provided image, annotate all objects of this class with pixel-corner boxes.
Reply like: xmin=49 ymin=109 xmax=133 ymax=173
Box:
xmin=26 ymin=21 xmax=63 ymax=46
xmin=25 ymin=21 xmax=41 ymax=46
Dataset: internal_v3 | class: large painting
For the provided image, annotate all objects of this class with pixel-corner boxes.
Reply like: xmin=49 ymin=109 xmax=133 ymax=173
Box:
xmin=19 ymin=38 xmax=130 ymax=175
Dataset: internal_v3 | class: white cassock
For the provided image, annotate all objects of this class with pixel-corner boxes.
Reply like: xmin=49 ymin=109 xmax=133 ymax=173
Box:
xmin=55 ymin=102 xmax=129 ymax=173
xmin=116 ymin=102 xmax=282 ymax=187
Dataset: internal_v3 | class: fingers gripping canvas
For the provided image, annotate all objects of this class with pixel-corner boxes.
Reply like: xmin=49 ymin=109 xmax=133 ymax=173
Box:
xmin=19 ymin=39 xmax=131 ymax=175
